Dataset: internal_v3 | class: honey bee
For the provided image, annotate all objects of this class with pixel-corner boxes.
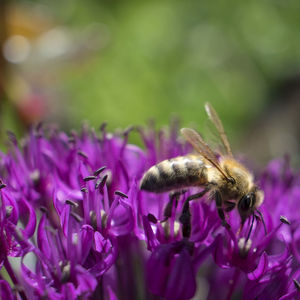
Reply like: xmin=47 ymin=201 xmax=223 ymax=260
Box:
xmin=140 ymin=103 xmax=264 ymax=234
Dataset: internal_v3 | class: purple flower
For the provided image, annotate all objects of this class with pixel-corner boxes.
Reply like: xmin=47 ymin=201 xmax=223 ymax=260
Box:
xmin=0 ymin=124 xmax=298 ymax=300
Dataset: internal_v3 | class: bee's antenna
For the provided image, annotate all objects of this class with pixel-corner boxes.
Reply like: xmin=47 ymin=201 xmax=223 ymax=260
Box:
xmin=256 ymin=209 xmax=267 ymax=235
xmin=245 ymin=214 xmax=255 ymax=243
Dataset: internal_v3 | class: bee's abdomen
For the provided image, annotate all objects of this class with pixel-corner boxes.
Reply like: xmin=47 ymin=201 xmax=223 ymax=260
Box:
xmin=140 ymin=156 xmax=207 ymax=193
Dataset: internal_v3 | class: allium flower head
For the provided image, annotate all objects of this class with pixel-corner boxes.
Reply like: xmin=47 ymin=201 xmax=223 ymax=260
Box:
xmin=0 ymin=123 xmax=299 ymax=300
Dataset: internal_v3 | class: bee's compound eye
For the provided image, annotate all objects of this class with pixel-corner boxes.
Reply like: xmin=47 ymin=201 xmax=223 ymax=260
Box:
xmin=239 ymin=194 xmax=252 ymax=211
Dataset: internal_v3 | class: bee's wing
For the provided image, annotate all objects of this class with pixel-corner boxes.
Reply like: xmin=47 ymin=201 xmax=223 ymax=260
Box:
xmin=181 ymin=127 xmax=230 ymax=181
xmin=205 ymin=102 xmax=233 ymax=157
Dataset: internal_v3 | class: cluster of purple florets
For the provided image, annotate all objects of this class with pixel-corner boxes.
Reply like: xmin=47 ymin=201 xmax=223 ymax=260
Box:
xmin=0 ymin=124 xmax=299 ymax=300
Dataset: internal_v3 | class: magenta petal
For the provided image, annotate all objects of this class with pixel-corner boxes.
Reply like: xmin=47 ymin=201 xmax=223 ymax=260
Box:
xmin=60 ymin=204 xmax=70 ymax=237
xmin=0 ymin=280 xmax=14 ymax=300
xmin=1 ymin=190 xmax=19 ymax=224
xmin=142 ymin=215 xmax=159 ymax=251
xmin=108 ymin=199 xmax=134 ymax=236
xmin=21 ymin=254 xmax=43 ymax=293
xmin=214 ymin=234 xmax=230 ymax=269
xmin=94 ymin=231 xmax=105 ymax=252
xmin=76 ymin=268 xmax=97 ymax=295
xmin=37 ymin=214 xmax=51 ymax=259
xmin=248 ymin=252 xmax=269 ymax=280
xmin=146 ymin=244 xmax=171 ymax=295
xmin=89 ymin=236 xmax=118 ymax=276
xmin=106 ymin=285 xmax=118 ymax=300
xmin=278 ymin=290 xmax=298 ymax=300
xmin=61 ymin=283 xmax=77 ymax=300
xmin=164 ymin=248 xmax=196 ymax=300
xmin=19 ymin=198 xmax=36 ymax=238
xmin=80 ymin=225 xmax=94 ymax=264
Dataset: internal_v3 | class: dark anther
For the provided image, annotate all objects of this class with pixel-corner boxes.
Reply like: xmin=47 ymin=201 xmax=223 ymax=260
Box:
xmin=123 ymin=126 xmax=134 ymax=136
xmin=280 ymin=215 xmax=291 ymax=225
xmin=36 ymin=121 xmax=43 ymax=132
xmin=65 ymin=200 xmax=79 ymax=208
xmin=77 ymin=151 xmax=88 ymax=159
xmin=68 ymin=136 xmax=75 ymax=144
xmin=293 ymin=279 xmax=300 ymax=291
xmin=115 ymin=190 xmax=128 ymax=198
xmin=90 ymin=211 xmax=97 ymax=229
xmin=94 ymin=166 xmax=106 ymax=176
xmin=95 ymin=179 xmax=101 ymax=189
xmin=147 ymin=213 xmax=158 ymax=224
xmin=100 ymin=122 xmax=107 ymax=132
xmin=6 ymin=131 xmax=18 ymax=145
xmin=99 ymin=175 xmax=108 ymax=190
xmin=61 ymin=262 xmax=71 ymax=284
xmin=0 ymin=183 xmax=6 ymax=189
xmin=81 ymin=187 xmax=88 ymax=193
xmin=70 ymin=211 xmax=83 ymax=223
xmin=83 ymin=175 xmax=97 ymax=182
xmin=256 ymin=209 xmax=267 ymax=235
xmin=39 ymin=206 xmax=48 ymax=214
xmin=5 ymin=206 xmax=13 ymax=218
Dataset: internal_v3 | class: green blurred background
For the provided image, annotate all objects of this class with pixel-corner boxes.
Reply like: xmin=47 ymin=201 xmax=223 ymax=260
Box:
xmin=1 ymin=0 xmax=300 ymax=165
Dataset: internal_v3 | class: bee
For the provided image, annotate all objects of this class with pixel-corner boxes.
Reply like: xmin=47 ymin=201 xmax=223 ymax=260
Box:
xmin=140 ymin=103 xmax=264 ymax=235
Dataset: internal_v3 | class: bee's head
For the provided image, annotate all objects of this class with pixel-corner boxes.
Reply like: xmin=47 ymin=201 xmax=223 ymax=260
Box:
xmin=238 ymin=188 xmax=264 ymax=224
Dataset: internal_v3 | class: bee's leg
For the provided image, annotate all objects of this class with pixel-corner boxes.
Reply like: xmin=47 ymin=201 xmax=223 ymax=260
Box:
xmin=161 ymin=190 xmax=186 ymax=222
xmin=179 ymin=188 xmax=209 ymax=238
xmin=215 ymin=190 xmax=231 ymax=229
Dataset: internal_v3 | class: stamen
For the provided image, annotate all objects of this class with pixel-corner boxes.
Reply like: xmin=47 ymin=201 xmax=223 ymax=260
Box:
xmin=238 ymin=237 xmax=252 ymax=257
xmin=65 ymin=200 xmax=79 ymax=208
xmin=68 ymin=136 xmax=75 ymax=144
xmin=94 ymin=166 xmax=106 ymax=176
xmin=83 ymin=175 xmax=97 ymax=182
xmin=280 ymin=215 xmax=291 ymax=225
xmin=0 ymin=183 xmax=6 ymax=189
xmin=90 ymin=210 xmax=97 ymax=229
xmin=61 ymin=262 xmax=71 ymax=283
xmin=70 ymin=211 xmax=83 ymax=223
xmin=98 ymin=175 xmax=108 ymax=190
xmin=115 ymin=191 xmax=128 ymax=198
xmin=293 ymin=279 xmax=300 ymax=291
xmin=95 ymin=179 xmax=101 ymax=189
xmin=100 ymin=122 xmax=107 ymax=132
xmin=5 ymin=206 xmax=13 ymax=218
xmin=256 ymin=209 xmax=267 ymax=235
xmin=101 ymin=210 xmax=108 ymax=228
xmin=30 ymin=170 xmax=40 ymax=183
xmin=123 ymin=126 xmax=134 ymax=136
xmin=6 ymin=131 xmax=17 ymax=145
xmin=39 ymin=206 xmax=48 ymax=214
xmin=77 ymin=150 xmax=88 ymax=159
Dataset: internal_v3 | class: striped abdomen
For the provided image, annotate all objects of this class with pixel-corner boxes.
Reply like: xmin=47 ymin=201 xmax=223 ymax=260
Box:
xmin=140 ymin=155 xmax=208 ymax=193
